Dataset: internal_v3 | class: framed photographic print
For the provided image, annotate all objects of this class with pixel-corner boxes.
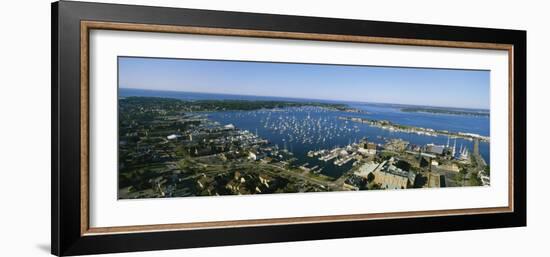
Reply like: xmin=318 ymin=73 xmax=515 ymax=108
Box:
xmin=51 ymin=1 xmax=526 ymax=256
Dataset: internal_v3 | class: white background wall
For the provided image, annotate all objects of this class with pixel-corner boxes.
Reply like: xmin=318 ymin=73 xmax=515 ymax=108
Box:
xmin=0 ymin=0 xmax=547 ymax=256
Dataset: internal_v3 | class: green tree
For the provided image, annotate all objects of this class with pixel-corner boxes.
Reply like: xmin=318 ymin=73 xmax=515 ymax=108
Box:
xmin=455 ymin=172 xmax=465 ymax=186
xmin=367 ymin=172 xmax=375 ymax=183
xmin=395 ymin=160 xmax=411 ymax=171
xmin=469 ymin=173 xmax=482 ymax=186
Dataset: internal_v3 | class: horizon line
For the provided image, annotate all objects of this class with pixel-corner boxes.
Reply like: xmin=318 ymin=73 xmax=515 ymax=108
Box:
xmin=119 ymin=87 xmax=490 ymax=111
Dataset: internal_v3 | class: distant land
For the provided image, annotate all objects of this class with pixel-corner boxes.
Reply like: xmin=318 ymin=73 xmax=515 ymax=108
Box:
xmin=119 ymin=95 xmax=366 ymax=113
xmin=120 ymin=88 xmax=485 ymax=111
xmin=400 ymin=107 xmax=490 ymax=117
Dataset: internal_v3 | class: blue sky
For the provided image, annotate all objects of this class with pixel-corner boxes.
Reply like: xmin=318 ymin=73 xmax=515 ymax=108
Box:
xmin=119 ymin=57 xmax=490 ymax=109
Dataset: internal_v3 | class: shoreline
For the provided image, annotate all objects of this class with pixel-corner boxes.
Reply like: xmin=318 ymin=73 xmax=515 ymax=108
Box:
xmin=338 ymin=116 xmax=490 ymax=143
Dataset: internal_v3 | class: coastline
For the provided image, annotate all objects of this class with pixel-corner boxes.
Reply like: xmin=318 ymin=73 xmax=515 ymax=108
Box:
xmin=337 ymin=116 xmax=490 ymax=143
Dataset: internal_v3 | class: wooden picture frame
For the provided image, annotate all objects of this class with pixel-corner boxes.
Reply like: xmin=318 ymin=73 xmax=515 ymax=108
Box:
xmin=52 ymin=1 xmax=526 ymax=256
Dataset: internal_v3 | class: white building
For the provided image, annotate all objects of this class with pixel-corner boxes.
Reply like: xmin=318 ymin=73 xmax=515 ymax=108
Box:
xmin=248 ymin=152 xmax=257 ymax=161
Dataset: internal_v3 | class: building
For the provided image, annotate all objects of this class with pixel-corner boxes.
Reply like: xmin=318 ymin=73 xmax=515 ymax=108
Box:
xmin=426 ymin=143 xmax=445 ymax=155
xmin=479 ymin=171 xmax=490 ymax=186
xmin=354 ymin=161 xmax=380 ymax=178
xmin=259 ymin=175 xmax=271 ymax=188
xmin=408 ymin=171 xmax=417 ymax=185
xmin=384 ymin=139 xmax=409 ymax=152
xmin=367 ymin=142 xmax=377 ymax=150
xmin=373 ymin=163 xmax=410 ymax=189
xmin=358 ymin=147 xmax=376 ymax=156
xmin=425 ymin=173 xmax=442 ymax=188
xmin=247 ymin=152 xmax=257 ymax=161
xmin=166 ymin=134 xmax=178 ymax=140
xmin=438 ymin=162 xmax=460 ymax=172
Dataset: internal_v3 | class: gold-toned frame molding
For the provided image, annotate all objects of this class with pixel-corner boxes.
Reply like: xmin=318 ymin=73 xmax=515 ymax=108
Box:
xmin=80 ymin=20 xmax=514 ymax=236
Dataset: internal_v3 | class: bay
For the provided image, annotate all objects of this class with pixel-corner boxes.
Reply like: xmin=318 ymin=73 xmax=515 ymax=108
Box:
xmin=120 ymin=88 xmax=490 ymax=178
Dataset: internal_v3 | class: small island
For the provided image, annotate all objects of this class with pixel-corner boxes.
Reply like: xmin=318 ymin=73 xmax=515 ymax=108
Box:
xmin=400 ymin=107 xmax=489 ymax=117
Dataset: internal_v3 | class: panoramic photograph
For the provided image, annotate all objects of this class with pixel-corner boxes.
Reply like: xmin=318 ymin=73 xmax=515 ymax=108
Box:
xmin=117 ymin=57 xmax=491 ymax=199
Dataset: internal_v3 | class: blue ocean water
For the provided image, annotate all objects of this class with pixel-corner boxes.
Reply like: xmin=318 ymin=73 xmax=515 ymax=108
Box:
xmin=347 ymin=103 xmax=489 ymax=137
xmin=120 ymin=88 xmax=490 ymax=178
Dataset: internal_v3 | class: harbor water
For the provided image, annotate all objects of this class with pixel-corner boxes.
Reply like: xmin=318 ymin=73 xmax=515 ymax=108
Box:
xmin=120 ymin=88 xmax=490 ymax=178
